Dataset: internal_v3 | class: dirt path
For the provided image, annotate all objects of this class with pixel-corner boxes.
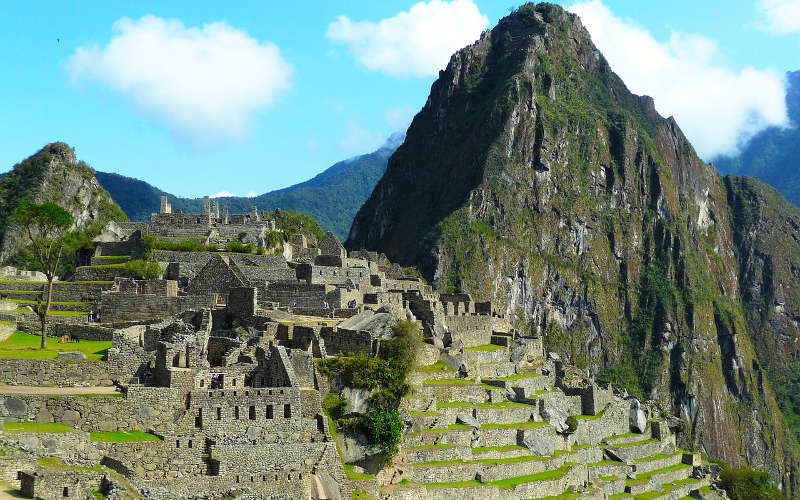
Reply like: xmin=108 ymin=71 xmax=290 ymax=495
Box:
xmin=0 ymin=385 xmax=119 ymax=395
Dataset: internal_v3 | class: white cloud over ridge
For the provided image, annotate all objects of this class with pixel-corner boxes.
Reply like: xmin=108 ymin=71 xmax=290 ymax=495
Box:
xmin=67 ymin=15 xmax=292 ymax=147
xmin=210 ymin=191 xmax=258 ymax=198
xmin=570 ymin=1 xmax=788 ymax=158
xmin=326 ymin=0 xmax=489 ymax=78
xmin=757 ymin=0 xmax=800 ymax=34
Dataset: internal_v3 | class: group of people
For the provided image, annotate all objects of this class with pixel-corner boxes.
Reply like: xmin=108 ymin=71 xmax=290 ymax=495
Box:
xmin=86 ymin=309 xmax=101 ymax=323
xmin=323 ymin=300 xmax=336 ymax=318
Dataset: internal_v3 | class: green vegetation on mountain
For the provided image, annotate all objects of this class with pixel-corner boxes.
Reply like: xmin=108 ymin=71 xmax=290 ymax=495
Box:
xmin=715 ymin=71 xmax=800 ymax=206
xmin=347 ymin=3 xmax=800 ymax=492
xmin=95 ymin=134 xmax=401 ymax=239
xmin=0 ymin=143 xmax=126 ymax=263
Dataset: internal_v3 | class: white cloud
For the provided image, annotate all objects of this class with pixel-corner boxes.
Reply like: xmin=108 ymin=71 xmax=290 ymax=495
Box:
xmin=210 ymin=191 xmax=236 ymax=198
xmin=246 ymin=191 xmax=257 ymax=198
xmin=339 ymin=121 xmax=385 ymax=155
xmin=326 ymin=0 xmax=489 ymax=78
xmin=67 ymin=15 xmax=292 ymax=147
xmin=757 ymin=0 xmax=800 ymax=34
xmin=570 ymin=1 xmax=788 ymax=158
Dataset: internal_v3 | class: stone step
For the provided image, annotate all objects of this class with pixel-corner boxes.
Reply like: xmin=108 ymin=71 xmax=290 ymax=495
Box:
xmin=633 ymin=451 xmax=684 ymax=475
xmin=400 ymin=394 xmax=437 ymax=413
xmin=623 ymin=476 xmax=709 ymax=500
xmin=483 ymin=372 xmax=552 ymax=393
xmin=407 ymin=450 xmax=575 ymax=485
xmin=435 ymin=402 xmax=537 ymax=426
xmin=408 ymin=411 xmax=449 ymax=430
xmin=477 ymin=361 xmax=517 ymax=379
xmin=469 ymin=445 xmax=531 ymax=460
xmin=407 ymin=368 xmax=460 ymax=386
xmin=624 ymin=463 xmax=693 ymax=496
xmin=571 ymin=444 xmax=605 ymax=464
xmin=587 ymin=459 xmax=631 ymax=481
xmin=418 ymin=381 xmax=490 ymax=404
xmin=593 ymin=474 xmax=627 ymax=495
xmin=605 ymin=431 xmax=652 ymax=446
xmin=462 ymin=345 xmax=509 ymax=364
xmin=403 ymin=444 xmax=472 ymax=463
xmin=607 ymin=437 xmax=671 ymax=462
xmin=402 ymin=425 xmax=475 ymax=448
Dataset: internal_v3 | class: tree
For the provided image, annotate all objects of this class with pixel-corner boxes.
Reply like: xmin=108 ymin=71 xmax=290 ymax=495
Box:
xmin=9 ymin=201 xmax=73 ymax=348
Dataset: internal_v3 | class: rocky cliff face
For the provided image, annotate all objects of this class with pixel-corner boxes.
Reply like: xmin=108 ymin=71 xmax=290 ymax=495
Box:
xmin=348 ymin=3 xmax=800 ymax=493
xmin=0 ymin=142 xmax=126 ymax=260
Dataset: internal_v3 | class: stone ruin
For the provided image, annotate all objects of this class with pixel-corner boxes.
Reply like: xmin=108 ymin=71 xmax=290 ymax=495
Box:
xmin=0 ymin=202 xmax=727 ymax=499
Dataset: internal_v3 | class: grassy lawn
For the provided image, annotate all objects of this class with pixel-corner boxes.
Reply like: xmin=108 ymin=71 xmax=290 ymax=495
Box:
xmin=421 ymin=424 xmax=473 ymax=433
xmin=438 ymin=400 xmax=534 ymax=409
xmin=90 ymin=430 xmax=161 ymax=442
xmin=486 ymin=372 xmax=542 ymax=382
xmin=15 ymin=308 xmax=87 ymax=316
xmin=37 ymin=456 xmax=103 ymax=471
xmin=406 ymin=443 xmax=454 ymax=450
xmin=4 ymin=422 xmax=74 ymax=433
xmin=423 ymin=378 xmax=475 ymax=385
xmin=0 ymin=331 xmax=110 ymax=361
xmin=464 ymin=344 xmax=506 ymax=351
xmin=415 ymin=360 xmax=452 ymax=373
xmin=481 ymin=420 xmax=548 ymax=429
xmin=409 ymin=411 xmax=440 ymax=416
xmin=344 ymin=464 xmax=374 ymax=480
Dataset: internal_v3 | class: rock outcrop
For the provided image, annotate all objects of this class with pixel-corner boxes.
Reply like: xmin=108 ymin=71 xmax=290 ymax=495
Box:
xmin=0 ymin=142 xmax=126 ymax=260
xmin=347 ymin=2 xmax=800 ymax=492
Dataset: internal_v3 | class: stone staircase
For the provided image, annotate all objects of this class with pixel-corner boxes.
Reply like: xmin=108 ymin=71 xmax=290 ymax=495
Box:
xmin=378 ymin=342 xmax=718 ymax=500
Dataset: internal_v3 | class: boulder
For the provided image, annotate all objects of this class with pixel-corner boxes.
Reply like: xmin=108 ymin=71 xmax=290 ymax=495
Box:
xmin=341 ymin=387 xmax=374 ymax=417
xmin=456 ymin=413 xmax=480 ymax=429
xmin=629 ymin=399 xmax=647 ymax=433
xmin=541 ymin=405 xmax=568 ymax=433
xmin=522 ymin=430 xmax=556 ymax=457
xmin=405 ymin=308 xmax=416 ymax=322
xmin=338 ymin=431 xmax=381 ymax=463
xmin=5 ymin=397 xmax=28 ymax=417
xmin=61 ymin=409 xmax=80 ymax=427
xmin=57 ymin=351 xmax=87 ymax=361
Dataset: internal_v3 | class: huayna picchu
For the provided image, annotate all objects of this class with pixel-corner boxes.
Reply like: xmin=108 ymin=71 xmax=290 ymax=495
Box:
xmin=0 ymin=2 xmax=795 ymax=500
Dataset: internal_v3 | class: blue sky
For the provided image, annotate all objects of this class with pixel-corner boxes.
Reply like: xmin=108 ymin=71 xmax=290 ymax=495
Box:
xmin=1 ymin=1 xmax=798 ymax=197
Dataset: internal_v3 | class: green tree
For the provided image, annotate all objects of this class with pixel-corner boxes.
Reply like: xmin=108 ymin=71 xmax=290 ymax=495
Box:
xmin=9 ymin=201 xmax=73 ymax=348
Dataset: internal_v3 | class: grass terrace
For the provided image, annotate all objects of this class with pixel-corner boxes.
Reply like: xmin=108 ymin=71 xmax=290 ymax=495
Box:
xmin=437 ymin=400 xmax=534 ymax=409
xmin=423 ymin=378 xmax=476 ymax=385
xmin=0 ymin=330 xmax=110 ymax=360
xmin=37 ymin=456 xmax=103 ymax=472
xmin=415 ymin=360 xmax=453 ymax=372
xmin=344 ymin=464 xmax=374 ymax=480
xmin=424 ymin=462 xmax=573 ymax=489
xmin=613 ymin=438 xmax=657 ymax=448
xmin=420 ymin=424 xmax=473 ymax=433
xmin=626 ymin=463 xmax=691 ymax=486
xmin=89 ymin=430 xmax=161 ymax=442
xmin=482 ymin=420 xmax=548 ymax=429
xmin=472 ymin=445 xmax=528 ymax=453
xmin=486 ymin=372 xmax=543 ymax=382
xmin=464 ymin=344 xmax=506 ymax=351
xmin=14 ymin=308 xmax=87 ymax=316
xmin=4 ymin=422 xmax=74 ymax=433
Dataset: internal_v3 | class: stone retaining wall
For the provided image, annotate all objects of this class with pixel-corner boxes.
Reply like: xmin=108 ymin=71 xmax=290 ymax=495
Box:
xmin=0 ymin=358 xmax=113 ymax=387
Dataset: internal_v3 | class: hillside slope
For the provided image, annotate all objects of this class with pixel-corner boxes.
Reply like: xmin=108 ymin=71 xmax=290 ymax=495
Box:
xmin=0 ymin=142 xmax=125 ymax=261
xmin=348 ymin=3 xmax=800 ymax=492
xmin=96 ymin=134 xmax=402 ymax=240
xmin=714 ymin=71 xmax=800 ymax=206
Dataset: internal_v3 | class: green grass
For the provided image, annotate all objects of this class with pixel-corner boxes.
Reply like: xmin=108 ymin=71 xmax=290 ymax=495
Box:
xmin=588 ymin=459 xmax=624 ymax=467
xmin=634 ymin=452 xmax=681 ymax=462
xmin=0 ymin=321 xmax=13 ymax=325
xmin=437 ymin=400 xmax=534 ymax=409
xmin=5 ymin=422 xmax=74 ymax=433
xmin=89 ymin=430 xmax=161 ymax=442
xmin=637 ymin=477 xmax=699 ymax=500
xmin=2 ymin=298 xmax=91 ymax=306
xmin=464 ymin=344 xmax=506 ymax=351
xmin=599 ymin=475 xmax=618 ymax=481
xmin=14 ymin=308 xmax=87 ymax=316
xmin=485 ymin=372 xmax=542 ymax=382
xmin=344 ymin=464 xmax=374 ymax=480
xmin=474 ymin=450 xmax=573 ymax=465
xmin=95 ymin=255 xmax=130 ymax=259
xmin=472 ymin=445 xmax=528 ymax=453
xmin=413 ymin=459 xmax=463 ymax=467
xmin=37 ymin=456 xmax=103 ymax=471
xmin=490 ymin=463 xmax=573 ymax=488
xmin=421 ymin=424 xmax=473 ymax=433
xmin=416 ymin=360 xmax=453 ymax=372
xmin=481 ymin=420 xmax=547 ymax=429
xmin=409 ymin=411 xmax=440 ymax=416
xmin=627 ymin=463 xmax=691 ymax=485
xmin=0 ymin=330 xmax=110 ymax=361
xmin=605 ymin=432 xmax=637 ymax=441
xmin=613 ymin=438 xmax=657 ymax=448
xmin=423 ymin=378 xmax=476 ymax=385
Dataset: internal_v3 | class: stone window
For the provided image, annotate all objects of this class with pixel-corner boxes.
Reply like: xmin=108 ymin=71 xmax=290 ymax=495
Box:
xmin=63 ymin=487 xmax=69 ymax=497
xmin=284 ymin=404 xmax=291 ymax=418
xmin=215 ymin=407 xmax=221 ymax=420
xmin=232 ymin=378 xmax=237 ymax=386
xmin=176 ymin=440 xmax=180 ymax=448
xmin=188 ymin=440 xmax=192 ymax=448
xmin=266 ymin=404 xmax=273 ymax=419
xmin=249 ymin=406 xmax=256 ymax=420
xmin=199 ymin=379 xmax=205 ymax=387
xmin=234 ymin=406 xmax=239 ymax=419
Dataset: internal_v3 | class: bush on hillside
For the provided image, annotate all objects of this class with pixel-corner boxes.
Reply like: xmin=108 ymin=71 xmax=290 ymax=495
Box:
xmin=124 ymin=260 xmax=163 ymax=280
xmin=719 ymin=467 xmax=783 ymax=500
xmin=225 ymin=241 xmax=253 ymax=254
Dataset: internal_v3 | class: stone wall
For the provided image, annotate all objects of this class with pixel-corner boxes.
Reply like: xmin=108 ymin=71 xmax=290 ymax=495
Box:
xmin=20 ymin=468 xmax=104 ymax=499
xmin=0 ymin=358 xmax=113 ymax=387
xmin=445 ymin=315 xmax=494 ymax=347
xmin=296 ymin=264 xmax=371 ymax=287
xmin=99 ymin=291 xmax=215 ymax=322
xmin=0 ymin=394 xmax=143 ymax=432
xmin=322 ymin=328 xmax=376 ymax=356
xmin=190 ymin=387 xmax=302 ymax=439
xmin=240 ymin=267 xmax=297 ymax=284
xmin=73 ymin=265 xmax=136 ymax=282
xmin=261 ymin=283 xmax=330 ymax=308
xmin=52 ymin=323 xmax=114 ymax=341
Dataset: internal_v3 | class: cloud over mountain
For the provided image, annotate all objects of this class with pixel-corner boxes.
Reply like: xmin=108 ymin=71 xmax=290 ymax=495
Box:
xmin=326 ymin=0 xmax=488 ymax=78
xmin=571 ymin=1 xmax=788 ymax=158
xmin=67 ymin=15 xmax=292 ymax=148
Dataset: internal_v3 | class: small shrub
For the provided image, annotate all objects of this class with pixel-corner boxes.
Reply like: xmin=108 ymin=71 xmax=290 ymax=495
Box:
xmin=123 ymin=260 xmax=163 ymax=280
xmin=322 ymin=393 xmax=346 ymax=421
xmin=361 ymin=404 xmax=403 ymax=456
xmin=565 ymin=416 xmax=578 ymax=433
xmin=256 ymin=246 xmax=266 ymax=255
xmin=225 ymin=241 xmax=254 ymax=253
xmin=719 ymin=467 xmax=783 ymax=500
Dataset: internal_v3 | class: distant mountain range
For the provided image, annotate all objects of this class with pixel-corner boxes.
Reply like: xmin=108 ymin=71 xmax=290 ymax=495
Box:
xmin=96 ymin=133 xmax=404 ymax=240
xmin=714 ymin=71 xmax=800 ymax=206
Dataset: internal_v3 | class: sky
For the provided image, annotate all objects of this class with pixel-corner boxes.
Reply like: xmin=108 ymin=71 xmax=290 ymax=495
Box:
xmin=1 ymin=0 xmax=799 ymax=198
